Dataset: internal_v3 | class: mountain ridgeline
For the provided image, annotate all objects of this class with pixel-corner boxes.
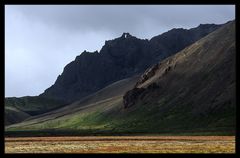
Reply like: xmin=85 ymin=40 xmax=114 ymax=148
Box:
xmin=5 ymin=20 xmax=235 ymax=136
xmin=122 ymin=20 xmax=235 ymax=132
xmin=40 ymin=24 xmax=222 ymax=103
xmin=4 ymin=23 xmax=223 ymax=126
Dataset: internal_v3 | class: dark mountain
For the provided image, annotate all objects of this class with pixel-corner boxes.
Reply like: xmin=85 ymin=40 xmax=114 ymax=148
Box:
xmin=4 ymin=22 xmax=223 ymax=126
xmin=6 ymin=21 xmax=235 ymax=136
xmin=41 ymin=24 xmax=222 ymax=103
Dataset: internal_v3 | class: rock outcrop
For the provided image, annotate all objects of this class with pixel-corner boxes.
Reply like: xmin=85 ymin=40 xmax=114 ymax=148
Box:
xmin=123 ymin=87 xmax=145 ymax=109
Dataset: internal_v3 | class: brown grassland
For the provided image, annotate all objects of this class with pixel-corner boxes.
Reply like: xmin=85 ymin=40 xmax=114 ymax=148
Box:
xmin=5 ymin=136 xmax=235 ymax=153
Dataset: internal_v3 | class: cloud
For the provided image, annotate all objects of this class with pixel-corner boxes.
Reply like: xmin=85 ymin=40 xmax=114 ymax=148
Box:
xmin=10 ymin=5 xmax=235 ymax=38
xmin=5 ymin=5 xmax=235 ymax=97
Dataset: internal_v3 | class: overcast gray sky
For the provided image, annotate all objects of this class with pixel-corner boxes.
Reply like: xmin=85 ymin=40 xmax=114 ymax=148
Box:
xmin=5 ymin=5 xmax=235 ymax=97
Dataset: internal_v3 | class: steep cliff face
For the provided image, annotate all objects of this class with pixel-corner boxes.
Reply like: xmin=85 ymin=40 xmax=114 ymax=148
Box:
xmin=41 ymin=24 xmax=222 ymax=103
xmin=41 ymin=34 xmax=151 ymax=102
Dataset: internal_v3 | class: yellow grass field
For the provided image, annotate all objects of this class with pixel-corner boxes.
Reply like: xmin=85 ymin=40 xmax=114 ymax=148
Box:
xmin=5 ymin=136 xmax=235 ymax=153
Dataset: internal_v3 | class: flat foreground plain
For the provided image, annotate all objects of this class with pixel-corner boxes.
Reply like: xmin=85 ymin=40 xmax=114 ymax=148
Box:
xmin=5 ymin=136 xmax=235 ymax=153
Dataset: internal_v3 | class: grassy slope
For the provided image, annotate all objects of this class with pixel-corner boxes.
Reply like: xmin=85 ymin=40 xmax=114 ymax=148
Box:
xmin=6 ymin=75 xmax=140 ymax=134
xmin=6 ymin=96 xmax=234 ymax=136
xmin=5 ymin=21 xmax=235 ymax=136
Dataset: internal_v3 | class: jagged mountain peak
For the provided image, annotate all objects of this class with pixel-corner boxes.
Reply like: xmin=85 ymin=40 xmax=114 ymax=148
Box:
xmin=121 ymin=32 xmax=133 ymax=38
xmin=40 ymin=22 xmax=222 ymax=103
xmin=103 ymin=32 xmax=142 ymax=46
xmin=75 ymin=50 xmax=99 ymax=60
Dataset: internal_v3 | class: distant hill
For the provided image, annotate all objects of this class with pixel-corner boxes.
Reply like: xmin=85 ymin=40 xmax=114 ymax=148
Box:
xmin=6 ymin=21 xmax=235 ymax=136
xmin=5 ymin=106 xmax=30 ymax=126
xmin=5 ymin=96 xmax=66 ymax=125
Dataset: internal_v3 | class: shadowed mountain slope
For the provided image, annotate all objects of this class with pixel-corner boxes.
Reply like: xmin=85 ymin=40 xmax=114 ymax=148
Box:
xmin=6 ymin=21 xmax=235 ymax=136
xmin=123 ymin=20 xmax=236 ymax=132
